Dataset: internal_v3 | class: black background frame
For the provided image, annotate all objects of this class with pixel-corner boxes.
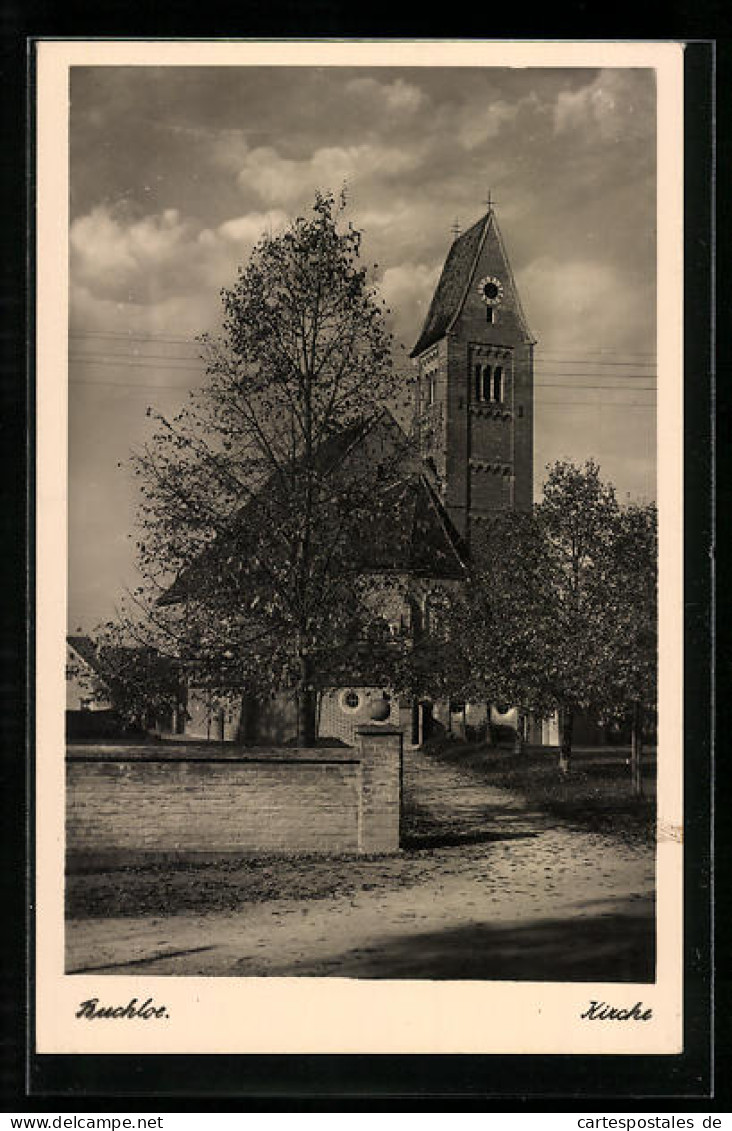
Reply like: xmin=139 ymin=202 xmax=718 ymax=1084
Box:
xmin=1 ymin=23 xmax=719 ymax=1108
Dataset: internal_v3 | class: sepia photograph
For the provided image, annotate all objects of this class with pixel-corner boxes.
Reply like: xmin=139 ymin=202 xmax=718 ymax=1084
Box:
xmin=35 ymin=40 xmax=684 ymax=1057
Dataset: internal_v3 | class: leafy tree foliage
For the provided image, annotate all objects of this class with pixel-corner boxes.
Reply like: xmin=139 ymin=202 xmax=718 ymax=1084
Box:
xmin=109 ymin=191 xmax=414 ymax=744
xmin=600 ymin=501 xmax=658 ymax=712
xmin=66 ymin=638 xmax=182 ymax=732
xmin=453 ymin=460 xmax=657 ymax=774
xmin=598 ymin=500 xmax=658 ymax=793
xmin=388 ymin=587 xmax=471 ymax=706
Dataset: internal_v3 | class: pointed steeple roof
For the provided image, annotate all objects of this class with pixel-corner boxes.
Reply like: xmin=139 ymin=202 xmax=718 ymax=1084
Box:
xmin=410 ymin=207 xmax=533 ymax=357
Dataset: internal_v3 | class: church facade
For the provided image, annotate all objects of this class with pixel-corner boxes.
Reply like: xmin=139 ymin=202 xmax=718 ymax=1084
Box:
xmin=156 ymin=203 xmax=546 ymax=747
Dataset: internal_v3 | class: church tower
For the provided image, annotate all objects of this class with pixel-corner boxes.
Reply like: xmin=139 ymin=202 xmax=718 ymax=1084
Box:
xmin=410 ymin=202 xmax=535 ymax=543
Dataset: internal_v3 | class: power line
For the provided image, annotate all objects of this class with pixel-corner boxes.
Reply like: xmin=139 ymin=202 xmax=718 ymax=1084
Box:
xmin=538 ymin=376 xmax=657 ymax=382
xmin=537 ymin=401 xmax=656 ymax=409
xmin=70 ymin=356 xmax=657 ymax=388
xmin=68 ymin=378 xmax=657 ymax=406
xmin=537 ymin=361 xmax=657 ymax=370
xmin=68 ymin=330 xmax=658 ymax=362
xmin=70 ymin=381 xmax=192 ymax=391
xmin=70 ymin=329 xmax=658 ymax=353
xmin=536 ymin=382 xmax=656 ymax=390
xmin=69 ymin=355 xmax=659 ymax=383
xmin=69 ymin=330 xmax=202 ymax=346
xmin=71 ymin=352 xmax=205 ymax=367
xmin=70 ymin=357 xmax=205 ymax=374
xmin=70 ymin=373 xmax=658 ymax=396
xmin=537 ymin=350 xmax=657 ymax=359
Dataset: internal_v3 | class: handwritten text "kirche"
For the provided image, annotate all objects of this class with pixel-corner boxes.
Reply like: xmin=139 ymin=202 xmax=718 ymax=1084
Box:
xmin=580 ymin=1000 xmax=653 ymax=1021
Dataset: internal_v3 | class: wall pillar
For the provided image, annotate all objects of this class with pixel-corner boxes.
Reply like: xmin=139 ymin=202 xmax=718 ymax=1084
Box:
xmin=356 ymin=725 xmax=403 ymax=854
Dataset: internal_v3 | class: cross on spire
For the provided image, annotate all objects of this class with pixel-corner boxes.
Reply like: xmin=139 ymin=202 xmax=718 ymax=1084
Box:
xmin=485 ymin=188 xmax=497 ymax=211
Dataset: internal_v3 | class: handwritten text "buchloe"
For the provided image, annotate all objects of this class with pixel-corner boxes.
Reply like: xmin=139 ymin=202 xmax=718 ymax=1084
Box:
xmin=76 ymin=997 xmax=169 ymax=1020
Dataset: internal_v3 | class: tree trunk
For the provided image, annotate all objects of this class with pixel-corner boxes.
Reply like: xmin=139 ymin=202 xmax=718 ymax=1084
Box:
xmin=296 ymin=654 xmax=317 ymax=747
xmin=514 ymin=708 xmax=525 ymax=755
xmin=236 ymin=691 xmax=259 ymax=746
xmin=411 ymin=700 xmax=420 ymax=746
xmin=631 ymin=701 xmax=643 ymax=797
xmin=175 ymin=672 xmax=188 ymax=735
xmin=483 ymin=702 xmax=493 ymax=746
xmin=422 ymin=701 xmax=434 ymax=744
xmin=558 ymin=706 xmax=573 ymax=774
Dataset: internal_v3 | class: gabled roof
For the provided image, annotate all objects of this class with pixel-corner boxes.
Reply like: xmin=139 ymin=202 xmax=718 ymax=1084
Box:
xmin=410 ymin=207 xmax=534 ymax=357
xmin=158 ymin=411 xmax=411 ymax=608
xmin=355 ymin=473 xmax=467 ymax=580
xmin=67 ymin=635 xmax=103 ymax=674
xmin=158 ymin=415 xmax=467 ymax=608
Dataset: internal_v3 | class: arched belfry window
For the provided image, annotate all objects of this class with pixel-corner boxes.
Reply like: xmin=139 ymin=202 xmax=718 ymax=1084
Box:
xmin=474 ymin=364 xmax=482 ymax=403
xmin=482 ymin=365 xmax=492 ymax=403
xmin=493 ymin=366 xmax=503 ymax=403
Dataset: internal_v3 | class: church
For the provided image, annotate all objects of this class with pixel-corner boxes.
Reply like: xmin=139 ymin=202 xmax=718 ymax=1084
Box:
xmin=164 ymin=200 xmax=544 ymax=747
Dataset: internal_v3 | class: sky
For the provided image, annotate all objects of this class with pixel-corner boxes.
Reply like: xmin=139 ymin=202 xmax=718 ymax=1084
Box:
xmin=68 ymin=65 xmax=657 ymax=632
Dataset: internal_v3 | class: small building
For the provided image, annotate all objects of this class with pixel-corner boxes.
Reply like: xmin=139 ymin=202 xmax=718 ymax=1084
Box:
xmin=66 ymin=635 xmax=113 ymax=712
xmin=66 ymin=634 xmax=181 ymax=739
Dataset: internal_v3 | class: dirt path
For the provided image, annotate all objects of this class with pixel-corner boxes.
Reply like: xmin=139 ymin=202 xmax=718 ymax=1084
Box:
xmin=66 ymin=747 xmax=655 ymax=981
xmin=403 ymin=744 xmax=552 ymax=840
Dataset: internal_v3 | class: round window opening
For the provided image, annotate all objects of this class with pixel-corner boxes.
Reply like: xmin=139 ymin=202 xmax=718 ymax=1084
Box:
xmin=341 ymin=690 xmax=361 ymax=712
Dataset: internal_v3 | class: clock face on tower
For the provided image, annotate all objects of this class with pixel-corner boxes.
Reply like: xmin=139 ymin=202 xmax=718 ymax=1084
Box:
xmin=477 ymin=275 xmax=504 ymax=307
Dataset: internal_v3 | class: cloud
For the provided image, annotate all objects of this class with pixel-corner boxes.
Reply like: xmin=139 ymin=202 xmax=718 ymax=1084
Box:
xmin=380 ymin=262 xmax=442 ymax=352
xmin=345 ymin=76 xmax=426 ymax=114
xmin=456 ymin=99 xmax=520 ymax=150
xmin=236 ymin=143 xmax=425 ymax=205
xmin=521 ymin=255 xmax=654 ymax=354
xmin=553 ymin=69 xmax=655 ymax=143
xmin=215 ymin=210 xmax=287 ymax=243
xmin=70 ymin=206 xmax=193 ymax=290
xmin=71 ymin=280 xmax=220 ymax=339
xmin=202 ymin=128 xmax=255 ymax=173
xmin=70 ymin=205 xmax=293 ymax=333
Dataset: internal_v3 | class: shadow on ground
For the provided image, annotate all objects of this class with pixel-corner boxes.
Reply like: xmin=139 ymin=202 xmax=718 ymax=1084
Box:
xmin=263 ymin=898 xmax=655 ymax=982
xmin=400 ymin=799 xmax=543 ymax=851
xmin=67 ymin=944 xmax=215 ymax=976
xmin=402 ymin=827 xmax=540 ymax=850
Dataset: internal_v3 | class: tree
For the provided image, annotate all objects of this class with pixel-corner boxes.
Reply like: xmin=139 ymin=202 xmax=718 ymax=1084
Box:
xmin=117 ymin=190 xmax=413 ymax=745
xmin=455 ymin=460 xmax=653 ymax=774
xmin=536 ymin=459 xmax=622 ymax=771
xmin=600 ymin=501 xmax=658 ymax=794
xmin=453 ymin=506 xmax=558 ymax=753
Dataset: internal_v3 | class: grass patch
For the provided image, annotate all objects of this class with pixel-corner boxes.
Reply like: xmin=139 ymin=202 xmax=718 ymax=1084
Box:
xmin=66 ymin=815 xmax=457 ymax=920
xmin=65 ymin=854 xmax=368 ymax=919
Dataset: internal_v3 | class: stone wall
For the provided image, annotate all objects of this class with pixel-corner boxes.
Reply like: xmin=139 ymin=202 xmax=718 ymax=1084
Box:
xmin=66 ymin=727 xmax=403 ymax=868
